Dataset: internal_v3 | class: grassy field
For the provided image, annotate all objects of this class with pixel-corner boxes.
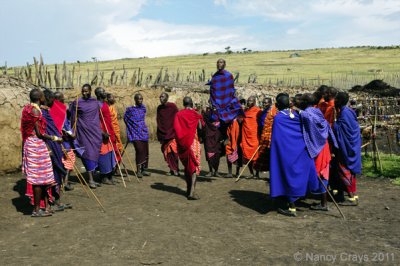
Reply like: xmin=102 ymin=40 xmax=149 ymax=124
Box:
xmin=362 ymin=154 xmax=400 ymax=185
xmin=9 ymin=46 xmax=400 ymax=89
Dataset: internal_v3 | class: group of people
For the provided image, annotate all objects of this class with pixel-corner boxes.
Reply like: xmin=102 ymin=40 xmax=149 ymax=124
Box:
xmin=20 ymin=58 xmax=362 ymax=217
xmin=20 ymin=84 xmax=152 ymax=217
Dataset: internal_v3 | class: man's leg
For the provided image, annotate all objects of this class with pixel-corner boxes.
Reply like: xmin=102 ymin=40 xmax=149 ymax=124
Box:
xmin=226 ymin=159 xmax=233 ymax=178
xmin=205 ymin=162 xmax=213 ymax=177
xmin=32 ymin=185 xmax=42 ymax=213
xmin=235 ymin=166 xmax=241 ymax=177
xmin=88 ymin=171 xmax=98 ymax=188
xmin=187 ymin=173 xmax=199 ymax=200
xmin=248 ymin=163 xmax=255 ymax=177
xmin=213 ymin=154 xmax=221 ymax=177
xmin=136 ymin=163 xmax=143 ymax=178
xmin=185 ymin=174 xmax=191 ymax=197
xmin=278 ymin=197 xmax=297 ymax=217
xmin=64 ymin=170 xmax=74 ymax=191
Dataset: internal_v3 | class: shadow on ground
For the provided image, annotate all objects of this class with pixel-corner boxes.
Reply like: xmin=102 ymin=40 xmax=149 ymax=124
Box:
xmin=229 ymin=190 xmax=275 ymax=214
xmin=11 ymin=179 xmax=32 ymax=215
xmin=151 ymin=182 xmax=187 ymax=197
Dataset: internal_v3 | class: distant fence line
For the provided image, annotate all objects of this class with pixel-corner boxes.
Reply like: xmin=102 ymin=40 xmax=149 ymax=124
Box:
xmin=2 ymin=55 xmax=400 ymax=90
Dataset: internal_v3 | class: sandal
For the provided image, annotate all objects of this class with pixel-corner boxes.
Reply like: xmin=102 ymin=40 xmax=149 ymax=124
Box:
xmin=89 ymin=182 xmax=97 ymax=189
xmin=187 ymin=194 xmax=200 ymax=200
xmin=52 ymin=205 xmax=65 ymax=212
xmin=339 ymin=198 xmax=358 ymax=206
xmin=213 ymin=172 xmax=221 ymax=177
xmin=142 ymin=171 xmax=151 ymax=176
xmin=31 ymin=209 xmax=52 ymax=217
xmin=60 ymin=203 xmax=73 ymax=209
xmin=277 ymin=208 xmax=297 ymax=217
xmin=205 ymin=172 xmax=213 ymax=177
xmin=310 ymin=204 xmax=329 ymax=211
xmin=102 ymin=178 xmax=113 ymax=185
xmin=64 ymin=183 xmax=74 ymax=191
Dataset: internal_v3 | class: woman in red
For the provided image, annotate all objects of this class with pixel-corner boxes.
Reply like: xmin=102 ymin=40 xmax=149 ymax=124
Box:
xmin=21 ymin=89 xmax=62 ymax=217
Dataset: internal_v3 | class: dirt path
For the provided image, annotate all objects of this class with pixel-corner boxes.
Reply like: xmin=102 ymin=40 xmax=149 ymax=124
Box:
xmin=0 ymin=142 xmax=399 ymax=265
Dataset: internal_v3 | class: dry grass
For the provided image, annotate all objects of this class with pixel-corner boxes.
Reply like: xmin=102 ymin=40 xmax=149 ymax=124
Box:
xmin=9 ymin=47 xmax=400 ymax=90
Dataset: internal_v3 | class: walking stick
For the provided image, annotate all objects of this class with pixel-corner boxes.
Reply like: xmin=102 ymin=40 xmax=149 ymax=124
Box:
xmin=235 ymin=145 xmax=261 ymax=182
xmin=121 ymin=142 xmax=140 ymax=182
xmin=99 ymin=109 xmax=127 ymax=188
xmin=111 ymin=143 xmax=131 ymax=182
xmin=72 ymin=94 xmax=79 ymax=134
xmin=316 ymin=175 xmax=346 ymax=220
xmin=60 ymin=146 xmax=90 ymax=198
xmin=61 ymin=144 xmax=106 ymax=212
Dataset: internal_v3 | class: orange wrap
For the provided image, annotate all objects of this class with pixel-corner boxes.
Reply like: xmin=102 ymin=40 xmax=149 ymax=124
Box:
xmin=324 ymin=100 xmax=335 ymax=127
xmin=226 ymin=119 xmax=240 ymax=155
xmin=109 ymin=105 xmax=123 ymax=152
xmin=241 ymin=106 xmax=261 ymax=161
xmin=259 ymin=105 xmax=278 ymax=149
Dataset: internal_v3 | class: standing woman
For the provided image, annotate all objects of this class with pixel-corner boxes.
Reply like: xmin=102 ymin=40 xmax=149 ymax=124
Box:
xmin=124 ymin=93 xmax=150 ymax=177
xmin=21 ymin=89 xmax=61 ymax=217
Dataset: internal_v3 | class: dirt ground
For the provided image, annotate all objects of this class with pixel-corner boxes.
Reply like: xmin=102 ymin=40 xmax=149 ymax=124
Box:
xmin=0 ymin=142 xmax=399 ymax=265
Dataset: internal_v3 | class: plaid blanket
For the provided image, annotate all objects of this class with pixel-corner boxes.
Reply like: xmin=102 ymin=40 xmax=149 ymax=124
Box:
xmin=209 ymin=70 xmax=242 ymax=123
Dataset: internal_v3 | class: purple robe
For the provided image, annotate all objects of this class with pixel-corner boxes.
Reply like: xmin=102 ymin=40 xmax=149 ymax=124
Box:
xmin=69 ymin=98 xmax=102 ymax=162
xmin=300 ymin=107 xmax=338 ymax=159
xmin=270 ymin=110 xmax=319 ymax=201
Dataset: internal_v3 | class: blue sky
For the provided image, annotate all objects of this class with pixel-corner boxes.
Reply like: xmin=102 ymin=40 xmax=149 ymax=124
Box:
xmin=1 ymin=0 xmax=399 ymax=66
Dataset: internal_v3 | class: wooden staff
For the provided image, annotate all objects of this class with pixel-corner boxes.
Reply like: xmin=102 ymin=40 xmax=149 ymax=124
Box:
xmin=361 ymin=142 xmax=371 ymax=149
xmin=386 ymin=131 xmax=393 ymax=156
xmin=72 ymin=94 xmax=79 ymax=135
xmin=373 ymin=101 xmax=383 ymax=173
xmin=235 ymin=145 xmax=261 ymax=183
xmin=99 ymin=109 xmax=127 ymax=188
xmin=61 ymin=144 xmax=106 ymax=212
xmin=121 ymin=142 xmax=140 ymax=182
xmin=60 ymin=146 xmax=90 ymax=198
xmin=316 ymin=175 xmax=346 ymax=220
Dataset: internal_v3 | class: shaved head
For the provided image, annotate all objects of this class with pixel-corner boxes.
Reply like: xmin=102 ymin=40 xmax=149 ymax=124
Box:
xmin=276 ymin=93 xmax=290 ymax=111
xmin=183 ymin=96 xmax=193 ymax=108
xmin=54 ymin=91 xmax=64 ymax=103
xmin=29 ymin=88 xmax=42 ymax=103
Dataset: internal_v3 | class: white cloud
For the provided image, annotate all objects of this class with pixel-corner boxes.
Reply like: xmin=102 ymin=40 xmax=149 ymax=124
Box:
xmin=215 ymin=0 xmax=400 ymax=49
xmin=213 ymin=0 xmax=228 ymax=6
xmin=312 ymin=0 xmax=400 ymax=17
xmin=216 ymin=0 xmax=400 ymax=21
xmin=91 ymin=19 xmax=260 ymax=59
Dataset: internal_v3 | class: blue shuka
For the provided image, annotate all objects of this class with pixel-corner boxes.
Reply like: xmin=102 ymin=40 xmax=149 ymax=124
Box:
xmin=208 ymin=70 xmax=243 ymax=123
xmin=270 ymin=110 xmax=319 ymax=202
xmin=300 ymin=107 xmax=338 ymax=159
xmin=334 ymin=106 xmax=362 ymax=174
xmin=42 ymin=108 xmax=66 ymax=185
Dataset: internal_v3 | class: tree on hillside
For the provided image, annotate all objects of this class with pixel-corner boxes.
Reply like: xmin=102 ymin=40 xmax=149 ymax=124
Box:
xmin=225 ymin=46 xmax=232 ymax=54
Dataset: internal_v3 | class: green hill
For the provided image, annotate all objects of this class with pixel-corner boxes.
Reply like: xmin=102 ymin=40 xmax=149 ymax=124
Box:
xmin=7 ymin=46 xmax=400 ymax=90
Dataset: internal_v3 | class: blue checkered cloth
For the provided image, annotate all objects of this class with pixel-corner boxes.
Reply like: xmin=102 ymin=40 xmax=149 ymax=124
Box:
xmin=124 ymin=105 xmax=149 ymax=142
xmin=208 ymin=70 xmax=242 ymax=123
xmin=300 ymin=107 xmax=337 ymax=158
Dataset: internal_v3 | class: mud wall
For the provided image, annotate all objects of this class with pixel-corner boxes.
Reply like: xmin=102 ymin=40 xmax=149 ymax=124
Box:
xmin=0 ymin=76 xmax=31 ymax=173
